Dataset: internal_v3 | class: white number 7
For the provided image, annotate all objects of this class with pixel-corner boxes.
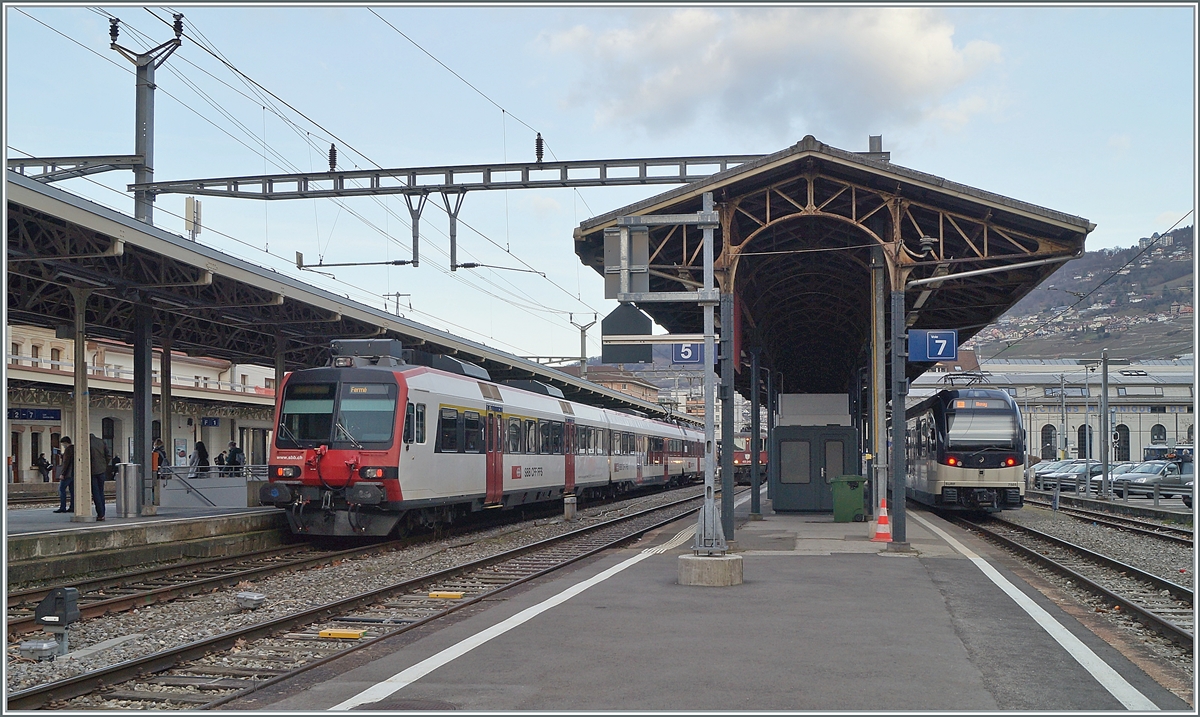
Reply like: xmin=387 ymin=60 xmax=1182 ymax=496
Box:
xmin=933 ymin=337 xmax=947 ymax=356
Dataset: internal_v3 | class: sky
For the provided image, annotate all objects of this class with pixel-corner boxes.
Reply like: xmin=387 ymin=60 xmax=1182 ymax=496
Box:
xmin=4 ymin=4 xmax=1196 ymax=363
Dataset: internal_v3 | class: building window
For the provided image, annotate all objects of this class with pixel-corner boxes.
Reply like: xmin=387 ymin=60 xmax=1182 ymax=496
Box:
xmin=1040 ymin=425 xmax=1057 ymax=460
xmin=1116 ymin=387 xmax=1127 ymax=396
xmin=194 ymin=376 xmax=202 ymax=388
xmin=1076 ymin=425 xmax=1093 ymax=459
xmin=1114 ymin=424 xmax=1130 ymax=462
xmin=1150 ymin=424 xmax=1167 ymax=444
xmin=265 ymin=377 xmax=276 ymax=390
xmin=50 ymin=348 xmax=61 ymax=366
xmin=10 ymin=342 xmax=19 ymax=365
xmin=30 ymin=345 xmax=40 ymax=368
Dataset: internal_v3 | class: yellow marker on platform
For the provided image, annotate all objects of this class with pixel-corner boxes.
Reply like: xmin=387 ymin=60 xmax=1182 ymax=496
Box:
xmin=428 ymin=591 xmax=464 ymax=599
xmin=319 ymin=628 xmax=367 ymax=639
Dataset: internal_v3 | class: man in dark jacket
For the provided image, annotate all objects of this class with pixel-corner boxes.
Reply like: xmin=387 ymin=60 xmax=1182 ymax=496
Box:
xmin=55 ymin=437 xmax=75 ymax=513
xmin=89 ymin=433 xmax=111 ymax=520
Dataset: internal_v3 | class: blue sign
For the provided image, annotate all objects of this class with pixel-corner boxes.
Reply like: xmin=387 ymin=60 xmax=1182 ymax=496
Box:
xmin=908 ymin=329 xmax=958 ymax=362
xmin=7 ymin=408 xmax=62 ymax=421
xmin=671 ymin=343 xmax=704 ymax=364
xmin=201 ymin=417 xmax=221 ymax=427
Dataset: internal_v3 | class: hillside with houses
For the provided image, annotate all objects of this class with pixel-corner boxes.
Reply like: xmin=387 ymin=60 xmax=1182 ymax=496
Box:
xmin=964 ymin=226 xmax=1194 ymax=361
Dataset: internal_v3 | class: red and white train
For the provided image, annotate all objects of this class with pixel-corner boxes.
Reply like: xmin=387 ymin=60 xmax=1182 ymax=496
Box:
xmin=260 ymin=340 xmax=705 ymax=536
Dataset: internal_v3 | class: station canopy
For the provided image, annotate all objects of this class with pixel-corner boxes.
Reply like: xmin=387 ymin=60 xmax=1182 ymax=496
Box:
xmin=573 ymin=136 xmax=1094 ymax=395
xmin=6 ymin=171 xmax=679 ymax=420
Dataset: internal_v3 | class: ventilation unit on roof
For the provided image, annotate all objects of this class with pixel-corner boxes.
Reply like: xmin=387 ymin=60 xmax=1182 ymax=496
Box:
xmin=502 ymin=380 xmax=565 ymax=398
xmin=404 ymin=349 xmax=491 ymax=381
xmin=1119 ymin=369 xmax=1148 ymax=376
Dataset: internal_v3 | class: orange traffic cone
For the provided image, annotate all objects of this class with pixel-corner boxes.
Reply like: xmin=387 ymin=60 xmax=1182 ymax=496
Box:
xmin=871 ymin=498 xmax=892 ymax=542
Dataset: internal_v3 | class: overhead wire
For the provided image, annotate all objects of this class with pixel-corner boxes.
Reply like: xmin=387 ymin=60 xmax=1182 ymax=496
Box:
xmin=150 ymin=6 xmax=598 ymax=317
xmin=979 ymin=210 xmax=1195 ymax=363
xmin=80 ymin=7 xmax=588 ymax=325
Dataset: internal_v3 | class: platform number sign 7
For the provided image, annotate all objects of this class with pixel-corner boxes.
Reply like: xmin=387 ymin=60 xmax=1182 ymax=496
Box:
xmin=907 ymin=329 xmax=958 ymax=362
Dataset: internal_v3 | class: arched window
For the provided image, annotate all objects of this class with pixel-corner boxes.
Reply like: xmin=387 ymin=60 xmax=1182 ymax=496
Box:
xmin=1040 ymin=424 xmax=1057 ymax=460
xmin=1076 ymin=424 xmax=1093 ymax=459
xmin=1114 ymin=424 xmax=1131 ymax=462
xmin=1150 ymin=424 xmax=1167 ymax=445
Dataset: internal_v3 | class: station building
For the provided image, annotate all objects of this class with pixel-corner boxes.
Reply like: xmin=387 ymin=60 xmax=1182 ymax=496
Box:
xmin=5 ymin=324 xmax=276 ymax=483
xmin=910 ymin=350 xmax=1194 ymax=463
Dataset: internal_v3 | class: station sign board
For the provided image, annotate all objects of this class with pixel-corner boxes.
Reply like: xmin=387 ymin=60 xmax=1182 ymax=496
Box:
xmin=908 ymin=329 xmax=958 ymax=362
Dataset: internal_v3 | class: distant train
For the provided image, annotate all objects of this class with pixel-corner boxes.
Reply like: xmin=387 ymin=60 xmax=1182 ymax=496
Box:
xmin=260 ymin=340 xmax=705 ymax=537
xmin=729 ymin=433 xmax=768 ymax=485
xmin=906 ymin=388 xmax=1025 ymax=512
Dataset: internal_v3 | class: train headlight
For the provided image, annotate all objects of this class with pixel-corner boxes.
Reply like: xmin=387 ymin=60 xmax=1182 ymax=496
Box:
xmin=358 ymin=466 xmax=398 ymax=480
xmin=273 ymin=465 xmax=301 ymax=478
xmin=946 ymin=456 xmax=960 ymax=466
xmin=333 ymin=357 xmax=354 ymax=367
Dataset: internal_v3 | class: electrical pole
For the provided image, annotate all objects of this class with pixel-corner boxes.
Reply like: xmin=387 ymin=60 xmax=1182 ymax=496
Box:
xmin=1060 ymin=373 xmax=1067 ymax=460
xmin=110 ymin=14 xmax=183 ymax=225
xmin=1100 ymin=348 xmax=1110 ymax=498
xmin=570 ymin=314 xmax=596 ymax=381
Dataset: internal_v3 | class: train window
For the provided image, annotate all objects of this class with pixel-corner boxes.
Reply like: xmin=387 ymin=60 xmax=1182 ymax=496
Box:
xmin=437 ymin=408 xmax=459 ymax=453
xmin=337 ymin=383 xmax=398 ymax=444
xmin=946 ymin=411 xmax=1017 ymax=449
xmin=550 ymin=422 xmax=563 ymax=454
xmin=278 ymin=382 xmax=336 ymax=447
xmin=507 ymin=417 xmax=523 ymax=453
xmin=415 ymin=404 xmax=426 ymax=444
xmin=539 ymin=420 xmax=552 ymax=455
xmin=404 ymin=403 xmax=415 ymax=444
xmin=464 ymin=412 xmax=483 ymax=453
xmin=526 ymin=420 xmax=538 ymax=454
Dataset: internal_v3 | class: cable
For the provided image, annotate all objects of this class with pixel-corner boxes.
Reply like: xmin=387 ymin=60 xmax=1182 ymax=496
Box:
xmin=980 ymin=210 xmax=1195 ymax=362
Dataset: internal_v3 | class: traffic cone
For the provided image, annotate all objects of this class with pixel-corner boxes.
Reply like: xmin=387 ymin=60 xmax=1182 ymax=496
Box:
xmin=871 ymin=498 xmax=892 ymax=542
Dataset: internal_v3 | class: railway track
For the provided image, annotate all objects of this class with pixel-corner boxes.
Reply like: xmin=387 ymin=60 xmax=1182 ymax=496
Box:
xmin=1021 ymin=498 xmax=1194 ymax=546
xmin=7 ymin=490 xmax=715 ymax=710
xmin=952 ymin=514 xmax=1194 ymax=650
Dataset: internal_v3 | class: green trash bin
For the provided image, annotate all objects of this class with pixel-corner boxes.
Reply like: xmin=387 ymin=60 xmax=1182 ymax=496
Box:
xmin=831 ymin=475 xmax=865 ymax=523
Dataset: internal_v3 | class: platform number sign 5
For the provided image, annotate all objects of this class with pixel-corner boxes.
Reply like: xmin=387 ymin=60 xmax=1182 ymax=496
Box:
xmin=672 ymin=343 xmax=705 ymax=364
xmin=907 ymin=329 xmax=958 ymax=362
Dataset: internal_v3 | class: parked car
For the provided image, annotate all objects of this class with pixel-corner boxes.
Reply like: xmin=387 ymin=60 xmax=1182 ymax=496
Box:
xmin=1039 ymin=462 xmax=1106 ymax=490
xmin=1118 ymin=460 xmax=1191 ymax=498
xmin=1183 ymin=480 xmax=1193 ymax=509
xmin=1084 ymin=462 xmax=1140 ymax=492
xmin=1034 ymin=459 xmax=1077 ymax=479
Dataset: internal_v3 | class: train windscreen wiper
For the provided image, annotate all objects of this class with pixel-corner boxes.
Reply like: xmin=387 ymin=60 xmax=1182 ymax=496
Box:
xmin=335 ymin=421 xmax=363 ymax=449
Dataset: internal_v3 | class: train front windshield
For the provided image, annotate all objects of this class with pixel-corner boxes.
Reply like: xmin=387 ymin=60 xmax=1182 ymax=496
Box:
xmin=278 ymin=382 xmax=397 ymax=448
xmin=945 ymin=399 xmax=1019 ymax=450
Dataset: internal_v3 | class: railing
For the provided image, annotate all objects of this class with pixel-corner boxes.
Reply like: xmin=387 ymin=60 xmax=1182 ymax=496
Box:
xmin=157 ymin=465 xmax=269 ymax=480
xmin=4 ymin=355 xmax=274 ymax=396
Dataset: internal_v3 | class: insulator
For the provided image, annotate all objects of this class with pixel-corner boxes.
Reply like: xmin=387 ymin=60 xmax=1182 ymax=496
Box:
xmin=109 ymin=18 xmax=120 ymax=43
xmin=173 ymin=14 xmax=184 ymax=38
xmin=328 ymin=144 xmax=337 ymax=172
xmin=535 ymin=133 xmax=544 ymax=164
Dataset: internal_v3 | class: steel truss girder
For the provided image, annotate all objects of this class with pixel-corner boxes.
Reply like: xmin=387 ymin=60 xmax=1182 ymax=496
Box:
xmin=130 ymin=155 xmax=767 ymax=201
xmin=6 ymin=382 xmax=273 ymax=421
xmin=7 ymin=155 xmax=145 ymax=183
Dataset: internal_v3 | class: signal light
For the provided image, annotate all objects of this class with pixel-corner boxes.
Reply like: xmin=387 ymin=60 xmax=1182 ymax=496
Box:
xmin=274 ymin=465 xmax=301 ymax=478
xmin=946 ymin=456 xmax=959 ymax=466
xmin=334 ymin=357 xmax=353 ymax=367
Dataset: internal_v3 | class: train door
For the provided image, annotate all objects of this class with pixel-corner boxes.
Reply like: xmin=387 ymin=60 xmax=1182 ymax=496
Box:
xmin=565 ymin=419 xmax=576 ymax=494
xmin=486 ymin=405 xmax=503 ymax=505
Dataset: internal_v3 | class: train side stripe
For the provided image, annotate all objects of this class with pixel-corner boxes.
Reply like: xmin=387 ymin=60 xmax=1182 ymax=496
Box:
xmin=909 ymin=513 xmax=1159 ymax=711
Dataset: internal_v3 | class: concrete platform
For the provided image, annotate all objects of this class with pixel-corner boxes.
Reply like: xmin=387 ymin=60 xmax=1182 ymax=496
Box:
xmin=6 ymin=504 xmax=288 ymax=584
xmin=227 ymin=491 xmax=1192 ymax=712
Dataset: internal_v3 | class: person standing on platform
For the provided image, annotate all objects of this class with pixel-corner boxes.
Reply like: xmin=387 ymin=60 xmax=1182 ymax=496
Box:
xmin=226 ymin=441 xmax=246 ymax=477
xmin=54 ymin=437 xmax=75 ymax=513
xmin=35 ymin=453 xmax=51 ymax=482
xmin=89 ymin=433 xmax=111 ymax=521
xmin=152 ymin=439 xmax=168 ymax=477
xmin=188 ymin=441 xmax=210 ymax=478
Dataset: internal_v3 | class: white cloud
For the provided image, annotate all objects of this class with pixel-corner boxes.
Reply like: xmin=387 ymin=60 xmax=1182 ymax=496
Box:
xmin=542 ymin=8 xmax=1002 ymax=142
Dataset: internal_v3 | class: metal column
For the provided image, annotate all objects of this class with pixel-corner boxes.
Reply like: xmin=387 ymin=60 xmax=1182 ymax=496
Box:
xmin=871 ymin=247 xmax=887 ymax=516
xmin=155 ymin=331 xmax=171 ymax=511
xmin=696 ymin=192 xmax=726 ymax=553
xmin=1100 ymin=349 xmax=1110 ymax=497
xmin=889 ymin=289 xmax=907 ymax=545
xmin=132 ymin=303 xmax=153 ymax=515
xmin=70 ymin=288 xmax=94 ymax=522
xmin=720 ymin=292 xmax=736 ymax=542
xmin=750 ymin=349 xmax=761 ymax=518
xmin=766 ymin=369 xmax=775 ymax=502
